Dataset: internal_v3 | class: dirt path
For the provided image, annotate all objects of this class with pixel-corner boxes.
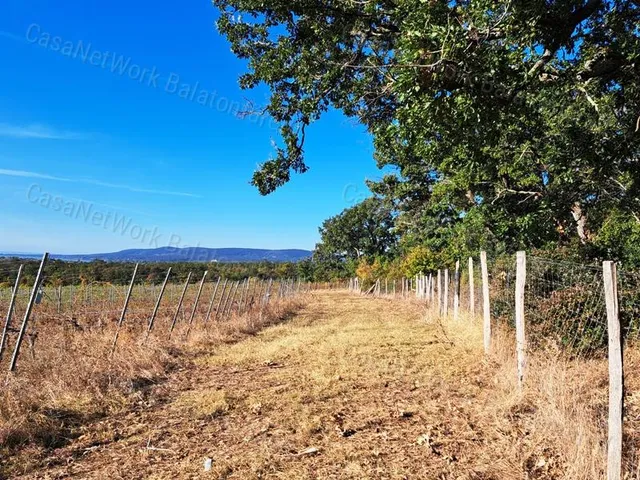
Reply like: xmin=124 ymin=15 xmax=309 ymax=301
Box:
xmin=20 ymin=292 xmax=517 ymax=479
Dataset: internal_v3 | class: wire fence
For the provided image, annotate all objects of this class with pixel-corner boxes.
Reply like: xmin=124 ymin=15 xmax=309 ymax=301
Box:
xmin=349 ymin=250 xmax=635 ymax=480
xmin=353 ymin=254 xmax=613 ymax=357
xmin=0 ymin=255 xmax=323 ymax=374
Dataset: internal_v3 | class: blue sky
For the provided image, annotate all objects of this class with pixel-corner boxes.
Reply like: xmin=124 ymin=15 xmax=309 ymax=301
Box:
xmin=0 ymin=0 xmax=380 ymax=254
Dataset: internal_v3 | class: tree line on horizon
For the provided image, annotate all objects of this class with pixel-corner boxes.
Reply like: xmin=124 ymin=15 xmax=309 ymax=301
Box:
xmin=0 ymin=258 xmax=309 ymax=287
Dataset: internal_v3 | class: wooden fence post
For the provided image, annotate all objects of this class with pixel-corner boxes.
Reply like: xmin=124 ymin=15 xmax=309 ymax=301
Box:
xmin=56 ymin=285 xmax=62 ymax=313
xmin=169 ymin=272 xmax=192 ymax=337
xmin=0 ymin=265 xmax=23 ymax=361
xmin=444 ymin=269 xmax=450 ymax=317
xmin=437 ymin=270 xmax=442 ymax=316
xmin=110 ymin=263 xmax=139 ymax=356
xmin=515 ymin=251 xmax=527 ymax=387
xmin=469 ymin=257 xmax=475 ymax=316
xmin=185 ymin=270 xmax=208 ymax=338
xmin=454 ymin=261 xmax=460 ymax=321
xmin=249 ymin=279 xmax=260 ymax=309
xmin=425 ymin=275 xmax=429 ymax=303
xmin=144 ymin=267 xmax=172 ymax=341
xmin=245 ymin=278 xmax=255 ymax=309
xmin=429 ymin=273 xmax=434 ymax=304
xmin=424 ymin=274 xmax=428 ymax=300
xmin=604 ymin=261 xmax=622 ymax=480
xmin=480 ymin=251 xmax=491 ymax=354
xmin=9 ymin=254 xmax=48 ymax=372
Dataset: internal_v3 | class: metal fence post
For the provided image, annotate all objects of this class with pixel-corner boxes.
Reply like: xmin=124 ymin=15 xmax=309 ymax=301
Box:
xmin=203 ymin=277 xmax=222 ymax=326
xmin=169 ymin=272 xmax=192 ymax=337
xmin=185 ymin=271 xmax=208 ymax=338
xmin=110 ymin=263 xmax=139 ymax=356
xmin=145 ymin=268 xmax=172 ymax=342
xmin=9 ymin=254 xmax=48 ymax=372
xmin=212 ymin=279 xmax=229 ymax=323
xmin=0 ymin=265 xmax=23 ymax=361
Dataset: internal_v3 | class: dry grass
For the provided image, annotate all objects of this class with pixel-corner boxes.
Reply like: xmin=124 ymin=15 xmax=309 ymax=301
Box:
xmin=0 ymin=297 xmax=303 ymax=478
xmin=3 ymin=290 xmax=639 ymax=479
xmin=438 ymin=312 xmax=640 ymax=479
xmin=470 ymin=325 xmax=609 ymax=479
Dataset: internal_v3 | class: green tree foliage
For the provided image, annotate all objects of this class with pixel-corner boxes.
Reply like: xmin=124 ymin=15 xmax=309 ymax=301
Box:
xmin=401 ymin=245 xmax=442 ymax=277
xmin=315 ymin=197 xmax=398 ymax=263
xmin=0 ymin=258 xmax=309 ymax=286
xmin=214 ymin=0 xmax=640 ymax=262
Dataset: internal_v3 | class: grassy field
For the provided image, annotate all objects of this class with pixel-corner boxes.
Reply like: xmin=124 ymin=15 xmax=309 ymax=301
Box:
xmin=4 ymin=290 xmax=639 ymax=479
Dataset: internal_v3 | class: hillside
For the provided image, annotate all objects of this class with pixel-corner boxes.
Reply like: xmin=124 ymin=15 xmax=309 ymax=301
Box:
xmin=0 ymin=247 xmax=313 ymax=263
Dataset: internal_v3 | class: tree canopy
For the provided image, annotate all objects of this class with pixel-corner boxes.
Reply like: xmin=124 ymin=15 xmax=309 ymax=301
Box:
xmin=315 ymin=196 xmax=398 ymax=262
xmin=214 ymin=0 xmax=640 ymax=267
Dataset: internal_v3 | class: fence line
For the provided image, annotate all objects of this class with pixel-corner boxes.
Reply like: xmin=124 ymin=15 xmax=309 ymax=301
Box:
xmin=0 ymin=253 xmax=320 ymax=375
xmin=347 ymin=250 xmax=632 ymax=479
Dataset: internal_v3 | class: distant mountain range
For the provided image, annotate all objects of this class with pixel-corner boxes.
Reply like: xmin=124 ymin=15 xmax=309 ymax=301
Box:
xmin=0 ymin=247 xmax=313 ymax=263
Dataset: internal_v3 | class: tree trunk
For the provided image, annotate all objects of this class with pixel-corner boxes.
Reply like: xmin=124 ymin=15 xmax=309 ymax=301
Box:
xmin=571 ymin=202 xmax=592 ymax=244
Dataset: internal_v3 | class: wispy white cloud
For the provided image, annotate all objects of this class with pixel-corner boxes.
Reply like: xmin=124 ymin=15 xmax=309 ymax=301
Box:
xmin=81 ymin=179 xmax=202 ymax=198
xmin=56 ymin=194 xmax=157 ymax=218
xmin=0 ymin=123 xmax=88 ymax=140
xmin=0 ymin=30 xmax=24 ymax=43
xmin=0 ymin=168 xmax=201 ymax=198
xmin=0 ymin=168 xmax=70 ymax=182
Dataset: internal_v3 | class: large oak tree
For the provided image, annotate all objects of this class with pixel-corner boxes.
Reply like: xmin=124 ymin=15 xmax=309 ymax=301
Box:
xmin=214 ymin=0 xmax=640 ymax=253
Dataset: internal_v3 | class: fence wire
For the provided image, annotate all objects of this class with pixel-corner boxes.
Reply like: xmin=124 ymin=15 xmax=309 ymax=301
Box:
xmin=487 ymin=255 xmax=517 ymax=328
xmin=0 ymin=262 xmax=315 ymax=373
xmin=524 ymin=257 xmax=607 ymax=357
xmin=354 ymin=254 xmax=619 ymax=361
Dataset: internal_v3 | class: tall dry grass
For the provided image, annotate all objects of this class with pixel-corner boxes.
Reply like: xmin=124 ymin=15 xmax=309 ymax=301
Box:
xmin=437 ymin=310 xmax=618 ymax=479
xmin=0 ymin=296 xmax=304 ymax=459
